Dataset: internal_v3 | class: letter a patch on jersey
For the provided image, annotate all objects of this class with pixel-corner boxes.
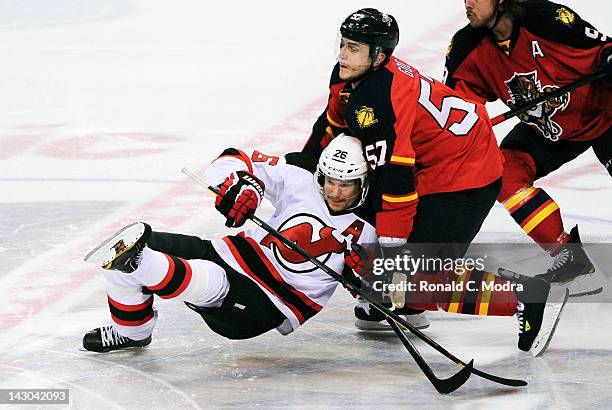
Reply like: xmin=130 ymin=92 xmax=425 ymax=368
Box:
xmin=532 ymin=41 xmax=544 ymax=58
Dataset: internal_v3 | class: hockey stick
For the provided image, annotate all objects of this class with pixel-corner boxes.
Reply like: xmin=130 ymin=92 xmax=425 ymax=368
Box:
xmin=490 ymin=69 xmax=607 ymax=126
xmin=387 ymin=318 xmax=473 ymax=394
xmin=182 ymin=167 xmax=527 ymax=390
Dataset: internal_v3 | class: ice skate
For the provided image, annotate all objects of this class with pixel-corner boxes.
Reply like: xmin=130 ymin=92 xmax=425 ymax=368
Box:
xmin=512 ymin=275 xmax=569 ymax=356
xmin=84 ymin=222 xmax=152 ymax=273
xmin=535 ymin=226 xmax=601 ymax=298
xmin=82 ymin=325 xmax=152 ymax=353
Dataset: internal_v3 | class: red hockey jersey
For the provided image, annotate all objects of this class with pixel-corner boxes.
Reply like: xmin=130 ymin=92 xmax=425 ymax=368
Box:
xmin=303 ymin=59 xmax=503 ymax=239
xmin=444 ymin=0 xmax=611 ymax=142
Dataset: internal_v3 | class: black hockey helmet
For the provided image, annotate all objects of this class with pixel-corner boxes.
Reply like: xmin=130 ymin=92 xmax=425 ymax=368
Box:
xmin=340 ymin=8 xmax=399 ymax=56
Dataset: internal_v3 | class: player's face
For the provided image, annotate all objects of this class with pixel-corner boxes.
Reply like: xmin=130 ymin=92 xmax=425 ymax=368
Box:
xmin=323 ymin=176 xmax=360 ymax=212
xmin=465 ymin=0 xmax=497 ymax=29
xmin=337 ymin=37 xmax=372 ymax=81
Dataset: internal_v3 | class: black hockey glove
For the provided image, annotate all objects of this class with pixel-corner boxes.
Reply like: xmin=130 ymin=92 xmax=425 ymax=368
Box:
xmin=215 ymin=170 xmax=265 ymax=228
xmin=341 ymin=255 xmax=362 ymax=298
xmin=345 ymin=243 xmax=376 ymax=279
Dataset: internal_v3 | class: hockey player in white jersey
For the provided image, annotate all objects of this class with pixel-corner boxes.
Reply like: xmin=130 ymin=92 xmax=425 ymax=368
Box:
xmin=82 ymin=135 xmax=379 ymax=352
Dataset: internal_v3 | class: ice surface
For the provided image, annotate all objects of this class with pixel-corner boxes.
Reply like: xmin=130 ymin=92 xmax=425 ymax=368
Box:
xmin=1 ymin=0 xmax=610 ymax=408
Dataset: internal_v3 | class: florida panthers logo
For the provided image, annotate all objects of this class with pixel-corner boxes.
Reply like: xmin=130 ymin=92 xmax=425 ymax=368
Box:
xmin=504 ymin=71 xmax=570 ymax=141
xmin=260 ymin=213 xmax=347 ymax=273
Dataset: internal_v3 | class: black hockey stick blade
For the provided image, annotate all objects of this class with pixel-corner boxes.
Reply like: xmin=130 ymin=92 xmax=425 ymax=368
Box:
xmin=388 ymin=318 xmax=473 ymax=394
xmin=471 ymin=368 xmax=527 ymax=387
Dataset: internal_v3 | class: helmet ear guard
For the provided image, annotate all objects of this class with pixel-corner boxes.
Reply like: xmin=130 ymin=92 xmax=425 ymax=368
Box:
xmin=315 ymin=134 xmax=370 ymax=210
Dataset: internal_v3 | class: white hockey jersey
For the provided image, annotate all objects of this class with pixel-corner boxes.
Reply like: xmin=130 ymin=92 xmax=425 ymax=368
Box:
xmin=203 ymin=148 xmax=377 ymax=332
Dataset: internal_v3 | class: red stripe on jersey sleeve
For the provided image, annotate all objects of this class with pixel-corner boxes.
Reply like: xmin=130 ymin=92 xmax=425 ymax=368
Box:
xmin=212 ymin=148 xmax=254 ymax=174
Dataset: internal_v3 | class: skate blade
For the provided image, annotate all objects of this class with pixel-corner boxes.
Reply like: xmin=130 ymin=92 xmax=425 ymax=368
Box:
xmin=566 ymin=268 xmax=604 ymax=298
xmin=79 ymin=345 xmax=150 ymax=353
xmin=569 ymin=286 xmax=604 ymax=298
xmin=530 ymin=287 xmax=570 ymax=357
xmin=84 ymin=222 xmax=145 ymax=267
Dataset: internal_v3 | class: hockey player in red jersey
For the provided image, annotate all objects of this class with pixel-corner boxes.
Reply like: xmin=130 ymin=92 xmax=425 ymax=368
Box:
xmin=302 ymin=8 xmax=507 ymax=330
xmin=444 ymin=0 xmax=610 ymax=294
xmin=82 ymin=135 xmax=378 ymax=352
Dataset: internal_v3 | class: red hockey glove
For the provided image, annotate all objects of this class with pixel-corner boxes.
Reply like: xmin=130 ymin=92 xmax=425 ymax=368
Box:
xmin=344 ymin=243 xmax=376 ymax=278
xmin=215 ymin=170 xmax=265 ymax=228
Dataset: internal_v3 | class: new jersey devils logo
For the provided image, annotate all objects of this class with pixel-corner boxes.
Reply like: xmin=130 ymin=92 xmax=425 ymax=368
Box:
xmin=504 ymin=71 xmax=570 ymax=141
xmin=260 ymin=213 xmax=347 ymax=273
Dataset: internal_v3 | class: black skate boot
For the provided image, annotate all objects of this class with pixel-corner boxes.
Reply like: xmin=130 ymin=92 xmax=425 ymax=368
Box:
xmin=84 ymin=222 xmax=152 ymax=273
xmin=354 ymin=302 xmax=430 ymax=331
xmin=83 ymin=325 xmax=152 ymax=353
xmin=509 ymin=273 xmax=569 ymax=356
xmin=535 ymin=226 xmax=601 ymax=297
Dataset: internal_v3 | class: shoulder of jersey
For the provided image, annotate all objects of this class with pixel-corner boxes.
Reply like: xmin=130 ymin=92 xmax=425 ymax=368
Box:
xmin=344 ymin=68 xmax=394 ymax=132
xmin=285 ymin=152 xmax=318 ymax=174
xmin=445 ymin=24 xmax=488 ymax=81
xmin=343 ymin=62 xmax=396 ymax=106
xmin=353 ymin=201 xmax=376 ymax=228
xmin=520 ymin=0 xmax=604 ymax=49
xmin=362 ymin=66 xmax=394 ymax=91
